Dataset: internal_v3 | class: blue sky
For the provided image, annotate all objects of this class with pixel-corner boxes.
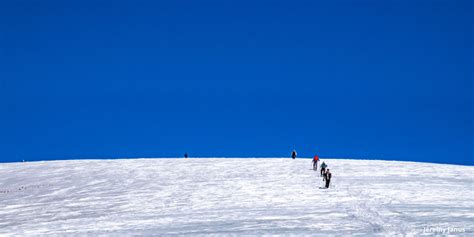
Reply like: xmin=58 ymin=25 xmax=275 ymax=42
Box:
xmin=1 ymin=0 xmax=472 ymax=164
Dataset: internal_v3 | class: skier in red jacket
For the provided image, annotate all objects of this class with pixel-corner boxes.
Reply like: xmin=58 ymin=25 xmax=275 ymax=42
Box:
xmin=312 ymin=155 xmax=319 ymax=171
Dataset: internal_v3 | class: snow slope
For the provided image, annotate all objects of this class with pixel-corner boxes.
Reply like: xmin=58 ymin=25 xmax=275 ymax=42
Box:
xmin=0 ymin=158 xmax=472 ymax=236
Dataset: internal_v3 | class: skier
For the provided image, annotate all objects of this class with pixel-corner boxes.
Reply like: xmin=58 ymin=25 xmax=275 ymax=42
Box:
xmin=184 ymin=153 xmax=188 ymax=159
xmin=320 ymin=161 xmax=327 ymax=176
xmin=312 ymin=154 xmax=319 ymax=171
xmin=323 ymin=169 xmax=332 ymax=188
xmin=291 ymin=150 xmax=297 ymax=159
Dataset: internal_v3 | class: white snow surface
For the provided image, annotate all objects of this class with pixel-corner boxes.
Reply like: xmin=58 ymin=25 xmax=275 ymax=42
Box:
xmin=0 ymin=158 xmax=472 ymax=236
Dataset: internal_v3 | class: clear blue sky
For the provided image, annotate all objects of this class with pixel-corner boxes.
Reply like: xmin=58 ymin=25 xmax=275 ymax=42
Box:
xmin=1 ymin=0 xmax=472 ymax=165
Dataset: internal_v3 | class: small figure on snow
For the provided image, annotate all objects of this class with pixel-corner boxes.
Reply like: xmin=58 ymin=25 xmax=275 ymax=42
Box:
xmin=291 ymin=150 xmax=297 ymax=159
xmin=323 ymin=169 xmax=332 ymax=188
xmin=312 ymin=154 xmax=319 ymax=171
xmin=184 ymin=153 xmax=188 ymax=159
xmin=320 ymin=161 xmax=327 ymax=176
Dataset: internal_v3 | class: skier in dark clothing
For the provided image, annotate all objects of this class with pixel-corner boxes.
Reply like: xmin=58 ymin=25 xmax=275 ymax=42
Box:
xmin=291 ymin=150 xmax=297 ymax=159
xmin=320 ymin=162 xmax=327 ymax=176
xmin=184 ymin=153 xmax=188 ymax=159
xmin=323 ymin=169 xmax=332 ymax=188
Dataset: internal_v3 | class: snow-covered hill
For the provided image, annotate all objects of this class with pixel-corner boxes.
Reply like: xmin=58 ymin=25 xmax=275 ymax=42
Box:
xmin=0 ymin=158 xmax=472 ymax=236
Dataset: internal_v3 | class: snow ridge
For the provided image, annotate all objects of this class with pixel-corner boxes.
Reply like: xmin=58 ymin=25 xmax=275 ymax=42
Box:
xmin=0 ymin=158 xmax=472 ymax=236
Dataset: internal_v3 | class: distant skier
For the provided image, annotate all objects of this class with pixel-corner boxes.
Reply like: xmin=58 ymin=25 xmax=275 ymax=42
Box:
xmin=320 ymin=161 xmax=327 ymax=176
xmin=312 ymin=155 xmax=319 ymax=171
xmin=184 ymin=153 xmax=188 ymax=159
xmin=323 ymin=169 xmax=332 ymax=188
xmin=291 ymin=150 xmax=297 ymax=159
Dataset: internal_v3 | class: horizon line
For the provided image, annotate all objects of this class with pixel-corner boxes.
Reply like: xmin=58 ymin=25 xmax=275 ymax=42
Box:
xmin=2 ymin=157 xmax=472 ymax=167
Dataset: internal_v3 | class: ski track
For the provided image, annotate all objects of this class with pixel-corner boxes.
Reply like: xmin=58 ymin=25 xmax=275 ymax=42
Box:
xmin=344 ymin=187 xmax=409 ymax=235
xmin=0 ymin=158 xmax=472 ymax=236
